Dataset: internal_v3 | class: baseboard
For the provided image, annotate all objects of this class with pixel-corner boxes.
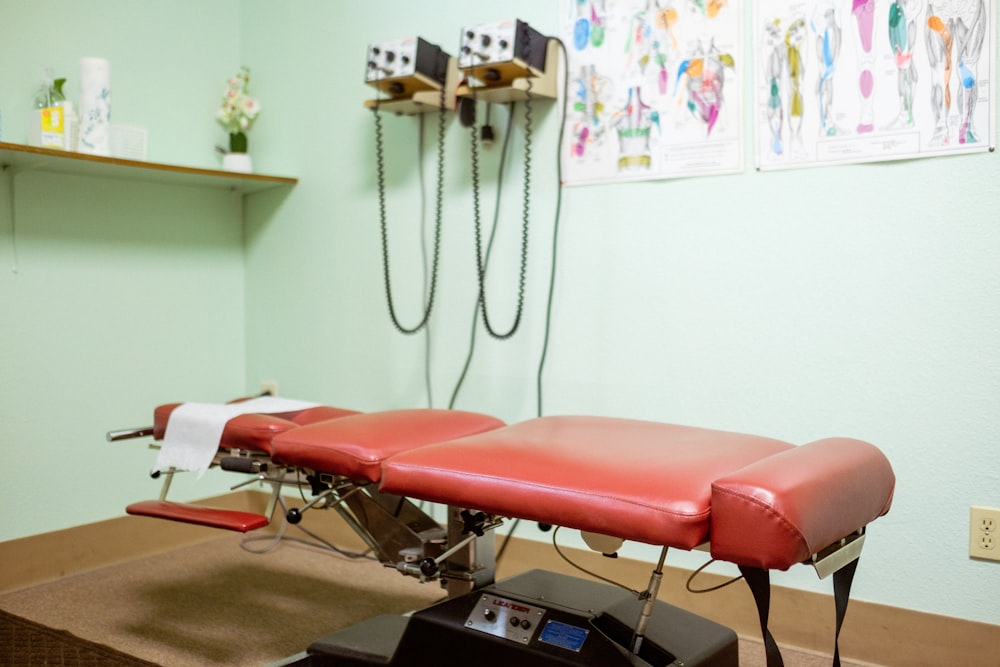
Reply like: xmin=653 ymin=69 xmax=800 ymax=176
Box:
xmin=1 ymin=491 xmax=993 ymax=666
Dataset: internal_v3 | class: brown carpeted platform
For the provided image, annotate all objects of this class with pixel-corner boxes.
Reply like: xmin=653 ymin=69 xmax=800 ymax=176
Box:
xmin=0 ymin=608 xmax=161 ymax=667
xmin=0 ymin=531 xmax=869 ymax=667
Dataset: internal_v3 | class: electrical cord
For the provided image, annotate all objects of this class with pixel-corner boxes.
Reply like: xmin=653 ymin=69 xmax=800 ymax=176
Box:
xmin=534 ymin=38 xmax=569 ymax=417
xmin=685 ymin=559 xmax=745 ymax=593
xmin=240 ymin=494 xmax=375 ymax=561
xmin=468 ymin=30 xmax=534 ymax=341
xmin=448 ymin=104 xmax=517 ymax=410
xmin=374 ymin=83 xmax=448 ymax=334
xmin=551 ymin=526 xmax=641 ymax=596
xmin=417 ymin=110 xmax=434 ymax=407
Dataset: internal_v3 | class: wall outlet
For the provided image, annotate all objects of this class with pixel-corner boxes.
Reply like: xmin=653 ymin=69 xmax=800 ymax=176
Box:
xmin=260 ymin=380 xmax=279 ymax=396
xmin=970 ymin=506 xmax=1000 ymax=562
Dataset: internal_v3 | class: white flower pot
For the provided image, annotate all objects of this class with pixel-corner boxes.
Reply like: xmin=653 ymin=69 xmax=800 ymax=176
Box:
xmin=222 ymin=153 xmax=252 ymax=173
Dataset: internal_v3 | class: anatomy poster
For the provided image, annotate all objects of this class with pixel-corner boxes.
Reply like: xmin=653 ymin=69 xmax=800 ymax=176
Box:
xmin=561 ymin=1 xmax=744 ymax=185
xmin=754 ymin=0 xmax=995 ymax=170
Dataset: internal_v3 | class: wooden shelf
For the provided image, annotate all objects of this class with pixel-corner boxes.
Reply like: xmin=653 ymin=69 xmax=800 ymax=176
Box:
xmin=0 ymin=142 xmax=297 ymax=194
xmin=363 ymin=58 xmax=460 ymax=117
xmin=456 ymin=41 xmax=560 ymax=105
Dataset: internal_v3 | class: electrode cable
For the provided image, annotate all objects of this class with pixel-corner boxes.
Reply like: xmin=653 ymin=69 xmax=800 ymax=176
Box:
xmin=373 ymin=81 xmax=448 ymax=334
xmin=448 ymin=103 xmax=517 ymax=410
xmin=468 ymin=28 xmax=534 ymax=341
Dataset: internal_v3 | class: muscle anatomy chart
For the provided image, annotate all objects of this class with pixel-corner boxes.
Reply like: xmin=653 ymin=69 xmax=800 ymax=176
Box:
xmin=561 ymin=0 xmax=744 ymax=185
xmin=754 ymin=0 xmax=994 ymax=170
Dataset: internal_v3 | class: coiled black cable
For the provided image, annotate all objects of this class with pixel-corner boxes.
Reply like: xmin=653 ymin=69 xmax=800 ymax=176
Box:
xmin=374 ymin=84 xmax=447 ymax=335
xmin=448 ymin=104 xmax=517 ymax=409
xmin=469 ymin=26 xmax=534 ymax=341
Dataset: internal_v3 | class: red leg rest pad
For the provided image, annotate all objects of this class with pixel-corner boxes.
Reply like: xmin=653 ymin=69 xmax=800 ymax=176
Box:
xmin=379 ymin=416 xmax=794 ymax=550
xmin=153 ymin=402 xmax=361 ymax=454
xmin=710 ymin=438 xmax=895 ymax=571
xmin=270 ymin=409 xmax=507 ymax=484
xmin=126 ymin=500 xmax=270 ymax=533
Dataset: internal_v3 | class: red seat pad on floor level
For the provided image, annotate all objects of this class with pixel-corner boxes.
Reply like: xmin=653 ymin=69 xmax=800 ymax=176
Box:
xmin=379 ymin=416 xmax=794 ymax=550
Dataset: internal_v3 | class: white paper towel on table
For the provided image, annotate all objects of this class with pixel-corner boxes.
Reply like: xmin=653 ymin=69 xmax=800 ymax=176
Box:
xmin=79 ymin=57 xmax=111 ymax=155
xmin=155 ymin=396 xmax=319 ymax=475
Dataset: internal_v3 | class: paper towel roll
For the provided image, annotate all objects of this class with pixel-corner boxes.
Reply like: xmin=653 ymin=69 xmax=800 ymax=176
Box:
xmin=79 ymin=57 xmax=111 ymax=155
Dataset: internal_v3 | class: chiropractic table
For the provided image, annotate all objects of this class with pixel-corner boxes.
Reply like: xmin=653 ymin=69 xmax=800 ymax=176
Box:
xmin=112 ymin=401 xmax=895 ymax=667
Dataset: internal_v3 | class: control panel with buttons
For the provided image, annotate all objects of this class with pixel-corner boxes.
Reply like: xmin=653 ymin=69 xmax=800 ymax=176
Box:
xmin=464 ymin=593 xmax=547 ymax=644
xmin=457 ymin=19 xmax=547 ymax=72
xmin=364 ymin=37 xmax=450 ymax=98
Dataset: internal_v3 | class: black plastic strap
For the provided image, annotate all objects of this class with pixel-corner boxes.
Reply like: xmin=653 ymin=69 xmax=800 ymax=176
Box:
xmin=832 ymin=557 xmax=860 ymax=667
xmin=738 ymin=566 xmax=784 ymax=667
xmin=741 ymin=557 xmax=861 ymax=667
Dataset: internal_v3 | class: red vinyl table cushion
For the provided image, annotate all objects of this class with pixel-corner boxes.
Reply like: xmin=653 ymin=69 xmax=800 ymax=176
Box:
xmin=271 ymin=409 xmax=507 ymax=483
xmin=710 ymin=437 xmax=895 ymax=570
xmin=153 ymin=402 xmax=360 ymax=454
xmin=379 ymin=416 xmax=795 ymax=550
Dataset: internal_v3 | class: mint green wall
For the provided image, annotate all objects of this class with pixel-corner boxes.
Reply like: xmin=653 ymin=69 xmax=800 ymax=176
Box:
xmin=0 ymin=0 xmax=996 ymax=628
xmin=0 ymin=0 xmax=248 ymax=539
xmin=240 ymin=0 xmax=1000 ymax=626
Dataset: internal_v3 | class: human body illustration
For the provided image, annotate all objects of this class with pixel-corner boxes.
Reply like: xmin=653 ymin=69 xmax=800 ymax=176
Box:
xmin=784 ymin=18 xmax=807 ymax=156
xmin=763 ymin=19 xmax=786 ymax=154
xmin=676 ymin=40 xmax=734 ymax=137
xmin=625 ymin=1 xmax=672 ymax=94
xmin=573 ymin=0 xmax=607 ymax=51
xmin=687 ymin=0 xmax=726 ymax=20
xmin=925 ymin=0 xmax=986 ymax=145
xmin=570 ymin=64 xmax=613 ymax=159
xmin=852 ymin=0 xmax=877 ymax=133
xmin=614 ymin=86 xmax=660 ymax=170
xmin=811 ymin=2 xmax=844 ymax=136
xmin=886 ymin=0 xmax=921 ymax=129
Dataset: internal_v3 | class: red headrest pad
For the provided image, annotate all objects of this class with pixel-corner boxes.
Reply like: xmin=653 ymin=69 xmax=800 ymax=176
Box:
xmin=710 ymin=437 xmax=895 ymax=570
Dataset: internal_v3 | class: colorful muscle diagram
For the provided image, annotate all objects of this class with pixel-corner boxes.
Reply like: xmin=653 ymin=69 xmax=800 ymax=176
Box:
xmin=570 ymin=65 xmax=613 ymax=159
xmin=852 ymin=0 xmax=877 ymax=133
xmin=762 ymin=15 xmax=807 ymax=157
xmin=812 ymin=1 xmax=844 ymax=137
xmin=886 ymin=0 xmax=921 ymax=129
xmin=624 ymin=0 xmax=675 ymax=94
xmin=562 ymin=0 xmax=742 ymax=184
xmin=688 ymin=0 xmax=726 ymax=20
xmin=926 ymin=0 xmax=987 ymax=145
xmin=573 ymin=0 xmax=608 ymax=50
xmin=676 ymin=41 xmax=735 ymax=137
xmin=614 ymin=86 xmax=661 ymax=170
xmin=754 ymin=0 xmax=993 ymax=169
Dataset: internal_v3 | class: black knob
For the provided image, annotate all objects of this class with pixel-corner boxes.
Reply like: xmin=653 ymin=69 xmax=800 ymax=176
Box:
xmin=520 ymin=619 xmax=532 ymax=630
xmin=385 ymin=51 xmax=395 ymax=63
xmin=286 ymin=508 xmax=302 ymax=524
xmin=499 ymin=39 xmax=509 ymax=49
xmin=402 ymin=55 xmax=410 ymax=65
xmin=466 ymin=30 xmax=475 ymax=39
xmin=510 ymin=617 xmax=520 ymax=627
xmin=483 ymin=609 xmax=496 ymax=621
xmin=481 ymin=34 xmax=492 ymax=47
xmin=419 ymin=558 xmax=439 ymax=577
xmin=372 ymin=46 xmax=381 ymax=55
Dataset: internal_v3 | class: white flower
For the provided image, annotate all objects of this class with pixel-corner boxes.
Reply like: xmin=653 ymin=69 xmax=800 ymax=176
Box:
xmin=216 ymin=67 xmax=259 ymax=134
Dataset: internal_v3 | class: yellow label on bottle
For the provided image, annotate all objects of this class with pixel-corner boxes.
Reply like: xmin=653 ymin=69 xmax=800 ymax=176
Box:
xmin=41 ymin=107 xmax=64 ymax=132
xmin=41 ymin=107 xmax=67 ymax=148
